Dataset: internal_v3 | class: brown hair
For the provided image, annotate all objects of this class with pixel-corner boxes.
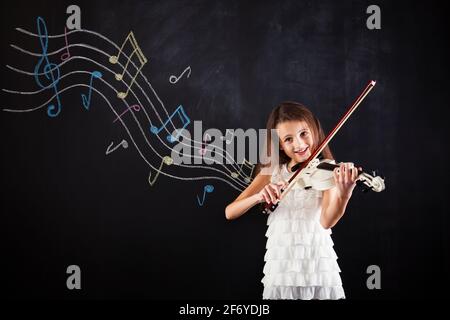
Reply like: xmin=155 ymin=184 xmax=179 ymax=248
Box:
xmin=257 ymin=101 xmax=333 ymax=174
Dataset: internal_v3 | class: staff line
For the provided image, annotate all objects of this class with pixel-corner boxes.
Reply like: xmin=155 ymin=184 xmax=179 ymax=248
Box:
xmin=9 ymin=41 xmax=252 ymax=185
xmin=2 ymin=68 xmax=247 ymax=190
xmin=13 ymin=26 xmax=254 ymax=185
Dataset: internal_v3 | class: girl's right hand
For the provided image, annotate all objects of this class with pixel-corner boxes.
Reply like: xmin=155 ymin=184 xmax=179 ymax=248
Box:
xmin=257 ymin=181 xmax=289 ymax=204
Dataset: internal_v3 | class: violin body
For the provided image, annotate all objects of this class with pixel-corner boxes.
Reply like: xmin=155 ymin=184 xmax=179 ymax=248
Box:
xmin=295 ymin=159 xmax=336 ymax=191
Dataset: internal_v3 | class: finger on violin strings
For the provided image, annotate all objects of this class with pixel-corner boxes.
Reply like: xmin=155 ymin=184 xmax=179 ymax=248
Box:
xmin=334 ymin=167 xmax=343 ymax=183
xmin=351 ymin=167 xmax=358 ymax=181
xmin=346 ymin=163 xmax=354 ymax=181
xmin=339 ymin=162 xmax=346 ymax=173
xmin=335 ymin=164 xmax=342 ymax=175
xmin=342 ymin=163 xmax=350 ymax=183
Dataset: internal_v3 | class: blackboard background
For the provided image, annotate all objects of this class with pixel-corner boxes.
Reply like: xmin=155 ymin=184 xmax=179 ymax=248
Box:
xmin=1 ymin=0 xmax=449 ymax=299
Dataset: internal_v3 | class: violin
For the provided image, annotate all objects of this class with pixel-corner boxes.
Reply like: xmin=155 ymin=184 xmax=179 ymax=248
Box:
xmin=290 ymin=158 xmax=385 ymax=193
xmin=262 ymin=80 xmax=385 ymax=214
xmin=262 ymin=158 xmax=385 ymax=214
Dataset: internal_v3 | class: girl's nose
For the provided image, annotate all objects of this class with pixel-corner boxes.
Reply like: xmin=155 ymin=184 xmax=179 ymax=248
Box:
xmin=294 ymin=136 xmax=304 ymax=148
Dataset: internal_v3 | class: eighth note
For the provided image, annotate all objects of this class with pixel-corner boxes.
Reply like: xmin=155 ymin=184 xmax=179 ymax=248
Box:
xmin=197 ymin=184 xmax=214 ymax=206
xmin=81 ymin=71 xmax=102 ymax=110
xmin=198 ymin=133 xmax=211 ymax=156
xmin=231 ymin=159 xmax=255 ymax=183
xmin=150 ymin=105 xmax=191 ymax=143
xmin=149 ymin=156 xmax=173 ymax=187
xmin=113 ymin=104 xmax=141 ymax=123
xmin=106 ymin=139 xmax=128 ymax=155
xmin=60 ymin=27 xmax=71 ymax=61
xmin=169 ymin=66 xmax=191 ymax=84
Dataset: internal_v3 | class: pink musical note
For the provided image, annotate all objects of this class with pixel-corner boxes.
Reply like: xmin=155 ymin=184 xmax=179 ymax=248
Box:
xmin=60 ymin=27 xmax=71 ymax=61
xmin=113 ymin=104 xmax=141 ymax=123
xmin=198 ymin=133 xmax=211 ymax=156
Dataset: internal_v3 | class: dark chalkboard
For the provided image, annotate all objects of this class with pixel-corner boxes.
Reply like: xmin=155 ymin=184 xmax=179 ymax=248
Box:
xmin=1 ymin=0 xmax=449 ymax=300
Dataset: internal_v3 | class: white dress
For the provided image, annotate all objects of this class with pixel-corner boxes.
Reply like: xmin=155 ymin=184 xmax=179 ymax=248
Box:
xmin=261 ymin=163 xmax=345 ymax=300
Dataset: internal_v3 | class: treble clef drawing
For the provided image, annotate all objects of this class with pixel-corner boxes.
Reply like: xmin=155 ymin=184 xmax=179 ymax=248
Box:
xmin=33 ymin=16 xmax=62 ymax=117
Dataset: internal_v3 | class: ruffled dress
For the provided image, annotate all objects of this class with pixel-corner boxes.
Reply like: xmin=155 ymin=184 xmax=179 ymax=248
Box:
xmin=261 ymin=163 xmax=345 ymax=300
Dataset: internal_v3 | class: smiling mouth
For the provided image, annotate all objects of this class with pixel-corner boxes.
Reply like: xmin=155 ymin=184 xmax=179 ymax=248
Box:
xmin=294 ymin=147 xmax=309 ymax=155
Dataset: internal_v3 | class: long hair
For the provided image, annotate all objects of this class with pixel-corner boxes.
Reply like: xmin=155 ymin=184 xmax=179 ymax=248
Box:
xmin=257 ymin=101 xmax=333 ymax=175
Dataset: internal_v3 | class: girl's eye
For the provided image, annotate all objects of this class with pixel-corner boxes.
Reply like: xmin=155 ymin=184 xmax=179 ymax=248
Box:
xmin=285 ymin=137 xmax=292 ymax=143
xmin=300 ymin=131 xmax=308 ymax=137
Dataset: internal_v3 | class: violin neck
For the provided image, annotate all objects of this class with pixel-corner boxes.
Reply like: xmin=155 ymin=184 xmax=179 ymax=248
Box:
xmin=319 ymin=162 xmax=385 ymax=192
xmin=316 ymin=161 xmax=363 ymax=173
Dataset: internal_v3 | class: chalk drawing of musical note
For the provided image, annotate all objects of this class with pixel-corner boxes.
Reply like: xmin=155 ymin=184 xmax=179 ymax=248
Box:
xmin=198 ymin=133 xmax=211 ymax=156
xmin=33 ymin=16 xmax=62 ymax=117
xmin=105 ymin=139 xmax=128 ymax=155
xmin=81 ymin=71 xmax=102 ymax=110
xmin=150 ymin=105 xmax=190 ymax=143
xmin=113 ymin=104 xmax=141 ymax=123
xmin=197 ymin=184 xmax=214 ymax=206
xmin=231 ymin=159 xmax=255 ymax=183
xmin=220 ymin=129 xmax=234 ymax=144
xmin=148 ymin=156 xmax=173 ymax=187
xmin=241 ymin=159 xmax=255 ymax=183
xmin=60 ymin=27 xmax=71 ymax=61
xmin=169 ymin=66 xmax=191 ymax=84
xmin=109 ymin=31 xmax=148 ymax=99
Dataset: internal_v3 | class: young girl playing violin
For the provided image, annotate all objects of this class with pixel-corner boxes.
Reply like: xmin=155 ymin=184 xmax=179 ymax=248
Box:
xmin=225 ymin=101 xmax=359 ymax=300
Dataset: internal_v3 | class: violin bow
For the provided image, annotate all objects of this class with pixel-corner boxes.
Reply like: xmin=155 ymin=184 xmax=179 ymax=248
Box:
xmin=262 ymin=80 xmax=377 ymax=214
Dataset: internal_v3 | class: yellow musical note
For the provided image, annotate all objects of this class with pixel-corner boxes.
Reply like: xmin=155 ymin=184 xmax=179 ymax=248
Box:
xmin=105 ymin=139 xmax=128 ymax=155
xmin=109 ymin=31 xmax=148 ymax=99
xmin=241 ymin=159 xmax=255 ymax=183
xmin=231 ymin=159 xmax=255 ymax=183
xmin=148 ymin=156 xmax=173 ymax=187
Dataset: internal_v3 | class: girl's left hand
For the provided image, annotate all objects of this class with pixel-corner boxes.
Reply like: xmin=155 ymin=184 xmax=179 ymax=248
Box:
xmin=333 ymin=162 xmax=360 ymax=199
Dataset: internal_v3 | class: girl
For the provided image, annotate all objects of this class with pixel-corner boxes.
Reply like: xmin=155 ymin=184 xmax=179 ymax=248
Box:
xmin=225 ymin=102 xmax=359 ymax=300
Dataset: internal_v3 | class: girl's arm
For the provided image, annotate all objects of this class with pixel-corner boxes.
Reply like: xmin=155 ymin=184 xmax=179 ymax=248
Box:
xmin=225 ymin=173 xmax=287 ymax=220
xmin=320 ymin=162 xmax=359 ymax=229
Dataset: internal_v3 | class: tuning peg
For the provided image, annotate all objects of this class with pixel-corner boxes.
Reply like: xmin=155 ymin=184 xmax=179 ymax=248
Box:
xmin=372 ymin=169 xmax=385 ymax=180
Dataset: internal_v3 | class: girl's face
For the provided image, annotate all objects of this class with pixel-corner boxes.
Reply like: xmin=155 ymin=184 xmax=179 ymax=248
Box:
xmin=277 ymin=120 xmax=314 ymax=164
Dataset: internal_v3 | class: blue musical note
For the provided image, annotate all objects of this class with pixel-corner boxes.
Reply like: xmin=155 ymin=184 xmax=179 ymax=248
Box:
xmin=197 ymin=184 xmax=214 ymax=206
xmin=150 ymin=105 xmax=191 ymax=143
xmin=33 ymin=16 xmax=62 ymax=117
xmin=81 ymin=71 xmax=102 ymax=110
